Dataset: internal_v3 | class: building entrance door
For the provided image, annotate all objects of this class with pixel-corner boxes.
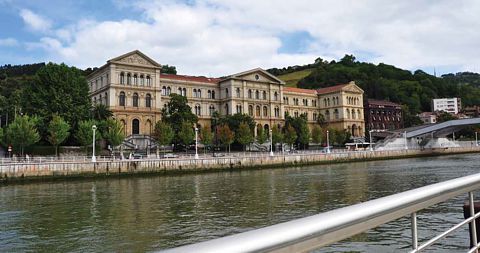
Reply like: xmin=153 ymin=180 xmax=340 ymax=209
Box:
xmin=132 ymin=119 xmax=140 ymax=135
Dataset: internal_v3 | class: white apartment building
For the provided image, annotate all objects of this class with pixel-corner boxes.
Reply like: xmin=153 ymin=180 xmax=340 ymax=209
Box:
xmin=432 ymin=98 xmax=461 ymax=114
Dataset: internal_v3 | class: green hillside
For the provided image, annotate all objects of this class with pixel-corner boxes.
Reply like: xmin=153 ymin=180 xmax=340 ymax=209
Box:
xmin=277 ymin=69 xmax=313 ymax=87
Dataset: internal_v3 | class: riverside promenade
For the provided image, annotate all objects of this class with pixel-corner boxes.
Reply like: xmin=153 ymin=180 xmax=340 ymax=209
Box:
xmin=1 ymin=146 xmax=480 ymax=182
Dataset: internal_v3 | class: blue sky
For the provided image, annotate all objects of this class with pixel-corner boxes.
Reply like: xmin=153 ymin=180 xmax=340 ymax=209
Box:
xmin=1 ymin=0 xmax=479 ymax=76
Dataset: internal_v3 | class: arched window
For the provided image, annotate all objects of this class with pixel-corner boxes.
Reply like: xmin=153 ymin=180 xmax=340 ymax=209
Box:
xmin=178 ymin=87 xmax=183 ymax=95
xmin=236 ymin=87 xmax=241 ymax=98
xmin=327 ymin=98 xmax=330 ymax=106
xmin=99 ymin=94 xmax=102 ymax=105
xmin=145 ymin=93 xmax=152 ymax=108
xmin=146 ymin=76 xmax=151 ymax=86
xmin=167 ymin=87 xmax=171 ymax=95
xmin=195 ymin=104 xmax=201 ymax=116
xmin=132 ymin=119 xmax=140 ymax=135
xmin=104 ymin=92 xmax=108 ymax=105
xmin=255 ymin=90 xmax=259 ymax=99
xmin=334 ymin=109 xmax=339 ymax=119
xmin=127 ymin=73 xmax=131 ymax=85
xmin=132 ymin=93 xmax=139 ymax=107
xmin=183 ymin=88 xmax=187 ymax=96
xmin=256 ymin=106 xmax=261 ymax=117
xmin=209 ymin=105 xmax=215 ymax=116
xmin=263 ymin=106 xmax=268 ymax=117
xmin=140 ymin=75 xmax=144 ymax=85
xmin=93 ymin=97 xmax=97 ymax=104
xmin=346 ymin=109 xmax=350 ymax=119
xmin=262 ymin=91 xmax=267 ymax=100
xmin=162 ymin=86 xmax=167 ymax=96
xmin=248 ymin=105 xmax=253 ymax=116
xmin=119 ymin=91 xmax=126 ymax=106
xmin=274 ymin=92 xmax=278 ymax=101
xmin=294 ymin=111 xmax=299 ymax=117
xmin=274 ymin=107 xmax=280 ymax=117
xmin=211 ymin=90 xmax=215 ymax=99
xmin=225 ymin=104 xmax=229 ymax=114
xmin=358 ymin=109 xmax=361 ymax=119
xmin=323 ymin=98 xmax=327 ymax=107
xmin=236 ymin=104 xmax=242 ymax=114
xmin=198 ymin=89 xmax=202 ymax=98
xmin=120 ymin=72 xmax=125 ymax=84
xmin=248 ymin=89 xmax=252 ymax=99
xmin=325 ymin=110 xmax=330 ymax=121
xmin=193 ymin=89 xmax=197 ymax=98
xmin=208 ymin=90 xmax=212 ymax=99
xmin=225 ymin=88 xmax=229 ymax=98
xmin=133 ymin=74 xmax=138 ymax=85
xmin=352 ymin=109 xmax=356 ymax=119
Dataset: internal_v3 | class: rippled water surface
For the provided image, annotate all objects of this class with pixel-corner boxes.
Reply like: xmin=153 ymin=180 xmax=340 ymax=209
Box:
xmin=1 ymin=154 xmax=480 ymax=252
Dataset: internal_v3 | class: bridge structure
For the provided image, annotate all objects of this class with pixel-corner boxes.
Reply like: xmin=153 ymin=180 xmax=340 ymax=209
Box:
xmin=373 ymin=118 xmax=480 ymax=150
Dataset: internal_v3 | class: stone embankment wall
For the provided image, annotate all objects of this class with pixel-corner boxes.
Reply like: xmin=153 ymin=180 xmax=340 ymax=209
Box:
xmin=2 ymin=146 xmax=480 ymax=182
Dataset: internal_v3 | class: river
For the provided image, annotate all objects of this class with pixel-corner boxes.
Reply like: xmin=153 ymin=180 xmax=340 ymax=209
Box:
xmin=1 ymin=154 xmax=479 ymax=252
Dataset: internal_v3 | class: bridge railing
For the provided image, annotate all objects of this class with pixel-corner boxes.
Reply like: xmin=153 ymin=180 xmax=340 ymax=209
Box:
xmin=160 ymin=173 xmax=480 ymax=253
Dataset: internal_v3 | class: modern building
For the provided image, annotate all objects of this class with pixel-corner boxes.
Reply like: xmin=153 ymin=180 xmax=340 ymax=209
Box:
xmin=464 ymin=106 xmax=480 ymax=118
xmin=432 ymin=98 xmax=461 ymax=114
xmin=87 ymin=50 xmax=365 ymax=141
xmin=364 ymin=99 xmax=403 ymax=130
xmin=418 ymin=112 xmax=437 ymax=124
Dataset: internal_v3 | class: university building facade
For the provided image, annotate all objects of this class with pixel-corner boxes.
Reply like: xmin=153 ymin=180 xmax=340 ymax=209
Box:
xmin=88 ymin=50 xmax=365 ymax=139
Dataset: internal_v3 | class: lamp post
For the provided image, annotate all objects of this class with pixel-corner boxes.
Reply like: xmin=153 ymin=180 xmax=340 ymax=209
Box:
xmin=404 ymin=131 xmax=408 ymax=150
xmin=326 ymin=130 xmax=331 ymax=153
xmin=476 ymin=132 xmax=478 ymax=147
xmin=92 ymin=125 xmax=97 ymax=162
xmin=195 ymin=127 xmax=199 ymax=159
xmin=269 ymin=129 xmax=274 ymax=156
xmin=369 ymin=130 xmax=374 ymax=151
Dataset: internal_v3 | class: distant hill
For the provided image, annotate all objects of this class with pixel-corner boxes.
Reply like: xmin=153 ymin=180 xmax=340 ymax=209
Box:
xmin=277 ymin=68 xmax=313 ymax=87
xmin=0 ymin=63 xmax=45 ymax=78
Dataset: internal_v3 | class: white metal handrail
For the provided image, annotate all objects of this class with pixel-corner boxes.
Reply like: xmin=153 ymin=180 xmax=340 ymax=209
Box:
xmin=160 ymin=173 xmax=480 ymax=253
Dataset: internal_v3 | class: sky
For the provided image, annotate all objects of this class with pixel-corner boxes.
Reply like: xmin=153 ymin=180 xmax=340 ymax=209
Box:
xmin=1 ymin=0 xmax=480 ymax=77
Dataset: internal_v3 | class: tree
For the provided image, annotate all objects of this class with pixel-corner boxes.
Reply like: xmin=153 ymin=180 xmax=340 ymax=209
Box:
xmin=91 ymin=104 xmax=113 ymax=121
xmin=24 ymin=63 xmax=91 ymax=138
xmin=178 ymin=122 xmax=194 ymax=153
xmin=436 ymin=111 xmax=457 ymax=123
xmin=103 ymin=118 xmax=125 ymax=156
xmin=236 ymin=122 xmax=254 ymax=151
xmin=298 ymin=124 xmax=311 ymax=149
xmin=152 ymin=121 xmax=174 ymax=154
xmin=47 ymin=115 xmax=70 ymax=157
xmin=161 ymin=94 xmax=198 ymax=147
xmin=5 ymin=115 xmax=40 ymax=156
xmin=0 ymin=127 xmax=3 ymax=146
xmin=256 ymin=127 xmax=268 ymax=144
xmin=312 ymin=125 xmax=323 ymax=144
xmin=75 ymin=120 xmax=100 ymax=153
xmin=284 ymin=125 xmax=297 ymax=150
xmin=271 ymin=125 xmax=284 ymax=151
xmin=216 ymin=124 xmax=234 ymax=152
xmin=200 ymin=127 xmax=213 ymax=153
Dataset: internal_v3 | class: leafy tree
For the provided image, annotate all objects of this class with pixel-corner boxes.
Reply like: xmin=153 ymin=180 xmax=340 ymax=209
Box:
xmin=214 ymin=113 xmax=255 ymax=134
xmin=216 ymin=124 xmax=234 ymax=152
xmin=256 ymin=126 xmax=268 ymax=144
xmin=161 ymin=65 xmax=177 ymax=74
xmin=91 ymin=104 xmax=113 ymax=121
xmin=161 ymin=94 xmax=198 ymax=146
xmin=152 ymin=121 xmax=174 ymax=154
xmin=284 ymin=125 xmax=297 ymax=150
xmin=75 ymin=120 xmax=100 ymax=153
xmin=24 ymin=63 xmax=91 ymax=138
xmin=5 ymin=115 xmax=40 ymax=156
xmin=436 ymin=111 xmax=457 ymax=123
xmin=236 ymin=122 xmax=254 ymax=151
xmin=178 ymin=122 xmax=194 ymax=152
xmin=271 ymin=125 xmax=284 ymax=151
xmin=103 ymin=118 xmax=125 ymax=156
xmin=311 ymin=125 xmax=323 ymax=144
xmin=47 ymin=115 xmax=70 ymax=157
xmin=200 ymin=127 xmax=213 ymax=153
xmin=298 ymin=124 xmax=310 ymax=149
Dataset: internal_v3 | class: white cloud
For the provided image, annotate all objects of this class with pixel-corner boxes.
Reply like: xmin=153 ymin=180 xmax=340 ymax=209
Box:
xmin=27 ymin=0 xmax=480 ymax=75
xmin=20 ymin=9 xmax=52 ymax=32
xmin=0 ymin=38 xmax=18 ymax=47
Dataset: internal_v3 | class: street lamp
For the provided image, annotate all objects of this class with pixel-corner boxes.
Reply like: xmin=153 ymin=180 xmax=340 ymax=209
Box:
xmin=369 ymin=129 xmax=374 ymax=151
xmin=195 ymin=127 xmax=199 ymax=159
xmin=326 ymin=130 xmax=331 ymax=153
xmin=269 ymin=129 xmax=274 ymax=156
xmin=92 ymin=125 xmax=97 ymax=162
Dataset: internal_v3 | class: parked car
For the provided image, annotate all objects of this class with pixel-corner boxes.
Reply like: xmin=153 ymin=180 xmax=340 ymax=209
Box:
xmin=162 ymin=153 xmax=178 ymax=159
xmin=213 ymin=153 xmax=225 ymax=157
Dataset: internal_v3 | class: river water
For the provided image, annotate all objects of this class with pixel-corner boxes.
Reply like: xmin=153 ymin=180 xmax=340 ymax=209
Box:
xmin=1 ymin=154 xmax=479 ymax=252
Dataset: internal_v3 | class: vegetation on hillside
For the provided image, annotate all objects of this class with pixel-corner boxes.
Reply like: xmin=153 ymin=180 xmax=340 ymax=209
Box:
xmin=277 ymin=69 xmax=313 ymax=87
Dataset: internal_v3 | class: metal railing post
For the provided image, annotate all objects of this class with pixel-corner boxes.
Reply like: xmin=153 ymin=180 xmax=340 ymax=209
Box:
xmin=470 ymin=191 xmax=478 ymax=253
xmin=411 ymin=212 xmax=418 ymax=250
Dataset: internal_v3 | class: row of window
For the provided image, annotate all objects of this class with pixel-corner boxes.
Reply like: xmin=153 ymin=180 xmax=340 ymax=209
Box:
xmin=283 ymin=97 xmax=317 ymax=107
xmin=91 ymin=74 xmax=109 ymax=91
xmin=119 ymin=72 xmax=152 ymax=86
xmin=347 ymin=96 xmax=360 ymax=105
xmin=119 ymin=92 xmax=152 ymax=107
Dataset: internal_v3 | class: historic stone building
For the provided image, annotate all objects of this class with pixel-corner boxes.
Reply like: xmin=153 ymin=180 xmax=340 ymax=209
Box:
xmin=88 ymin=50 xmax=365 ymax=139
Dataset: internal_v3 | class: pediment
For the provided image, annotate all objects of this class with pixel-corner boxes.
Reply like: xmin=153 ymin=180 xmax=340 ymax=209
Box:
xmin=109 ymin=50 xmax=161 ymax=68
xmin=342 ymin=81 xmax=364 ymax=94
xmin=229 ymin=68 xmax=285 ymax=84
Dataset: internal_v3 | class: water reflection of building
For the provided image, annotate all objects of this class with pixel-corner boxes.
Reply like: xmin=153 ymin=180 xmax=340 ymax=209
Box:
xmin=87 ymin=50 xmax=365 ymax=138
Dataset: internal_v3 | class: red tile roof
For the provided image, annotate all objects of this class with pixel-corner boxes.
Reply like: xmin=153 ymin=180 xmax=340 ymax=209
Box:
xmin=316 ymin=84 xmax=348 ymax=94
xmin=283 ymin=87 xmax=317 ymax=95
xmin=161 ymin=74 xmax=221 ymax=84
xmin=367 ymin=99 xmax=402 ymax=107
